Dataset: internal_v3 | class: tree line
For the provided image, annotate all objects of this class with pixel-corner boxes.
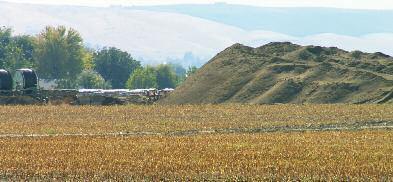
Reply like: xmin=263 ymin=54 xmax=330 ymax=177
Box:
xmin=0 ymin=26 xmax=197 ymax=89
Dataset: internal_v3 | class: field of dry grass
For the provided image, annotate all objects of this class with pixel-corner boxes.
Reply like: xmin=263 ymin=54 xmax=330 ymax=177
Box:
xmin=1 ymin=131 xmax=392 ymax=180
xmin=0 ymin=104 xmax=392 ymax=135
xmin=0 ymin=104 xmax=392 ymax=180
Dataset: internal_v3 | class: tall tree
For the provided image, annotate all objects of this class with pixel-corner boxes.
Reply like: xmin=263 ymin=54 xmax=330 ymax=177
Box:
xmin=81 ymin=47 xmax=95 ymax=70
xmin=126 ymin=66 xmax=157 ymax=89
xmin=168 ymin=63 xmax=187 ymax=86
xmin=156 ymin=64 xmax=176 ymax=89
xmin=0 ymin=27 xmax=12 ymax=69
xmin=35 ymin=26 xmax=84 ymax=82
xmin=0 ymin=27 xmax=36 ymax=71
xmin=93 ymin=47 xmax=140 ymax=88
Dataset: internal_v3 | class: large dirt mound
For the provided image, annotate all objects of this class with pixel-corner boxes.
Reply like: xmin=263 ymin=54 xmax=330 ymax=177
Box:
xmin=163 ymin=42 xmax=393 ymax=104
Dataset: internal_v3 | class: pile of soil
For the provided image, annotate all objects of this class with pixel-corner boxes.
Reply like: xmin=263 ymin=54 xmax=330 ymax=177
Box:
xmin=162 ymin=42 xmax=393 ymax=104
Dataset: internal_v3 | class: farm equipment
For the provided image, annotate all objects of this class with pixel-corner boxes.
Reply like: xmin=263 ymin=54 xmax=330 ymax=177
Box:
xmin=0 ymin=68 xmax=172 ymax=105
xmin=0 ymin=69 xmax=46 ymax=105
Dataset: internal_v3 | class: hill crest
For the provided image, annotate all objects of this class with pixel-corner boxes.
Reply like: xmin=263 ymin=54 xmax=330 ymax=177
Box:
xmin=163 ymin=42 xmax=393 ymax=104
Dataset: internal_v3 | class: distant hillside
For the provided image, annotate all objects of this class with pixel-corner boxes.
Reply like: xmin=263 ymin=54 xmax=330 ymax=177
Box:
xmin=133 ymin=4 xmax=393 ymax=36
xmin=162 ymin=42 xmax=393 ymax=104
xmin=2 ymin=1 xmax=393 ymax=66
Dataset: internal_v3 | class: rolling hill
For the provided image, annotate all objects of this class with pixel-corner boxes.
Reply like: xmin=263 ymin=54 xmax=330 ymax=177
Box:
xmin=162 ymin=42 xmax=393 ymax=104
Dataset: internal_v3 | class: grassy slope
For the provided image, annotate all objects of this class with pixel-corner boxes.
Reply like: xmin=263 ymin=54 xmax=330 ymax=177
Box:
xmin=162 ymin=42 xmax=393 ymax=104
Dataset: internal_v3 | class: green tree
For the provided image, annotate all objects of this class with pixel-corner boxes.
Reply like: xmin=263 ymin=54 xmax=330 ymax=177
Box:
xmin=156 ymin=64 xmax=176 ymax=89
xmin=168 ymin=63 xmax=187 ymax=86
xmin=0 ymin=27 xmax=36 ymax=71
xmin=0 ymin=27 xmax=12 ymax=69
xmin=82 ymin=47 xmax=95 ymax=70
xmin=35 ymin=26 xmax=84 ymax=81
xmin=168 ymin=63 xmax=186 ymax=77
xmin=186 ymin=66 xmax=198 ymax=77
xmin=76 ymin=70 xmax=111 ymax=89
xmin=126 ymin=66 xmax=157 ymax=89
xmin=93 ymin=47 xmax=140 ymax=88
xmin=13 ymin=35 xmax=36 ymax=68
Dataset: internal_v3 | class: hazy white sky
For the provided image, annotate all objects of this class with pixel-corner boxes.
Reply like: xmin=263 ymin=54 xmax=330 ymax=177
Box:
xmin=2 ymin=0 xmax=393 ymax=9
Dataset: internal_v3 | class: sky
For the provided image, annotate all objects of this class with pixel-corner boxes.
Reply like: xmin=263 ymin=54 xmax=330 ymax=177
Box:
xmin=2 ymin=0 xmax=393 ymax=9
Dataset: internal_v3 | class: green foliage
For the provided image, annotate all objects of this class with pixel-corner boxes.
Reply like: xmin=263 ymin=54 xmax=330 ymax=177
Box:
xmin=168 ymin=63 xmax=187 ymax=87
xmin=126 ymin=66 xmax=157 ymax=89
xmin=82 ymin=48 xmax=95 ymax=70
xmin=186 ymin=66 xmax=198 ymax=77
xmin=0 ymin=27 xmax=36 ymax=72
xmin=156 ymin=64 xmax=177 ymax=89
xmin=168 ymin=63 xmax=187 ymax=77
xmin=167 ymin=65 xmax=199 ymax=87
xmin=0 ymin=27 xmax=12 ymax=69
xmin=35 ymin=26 xmax=84 ymax=80
xmin=93 ymin=47 xmax=141 ymax=89
xmin=0 ymin=26 xmax=194 ymax=91
xmin=126 ymin=64 xmax=189 ymax=89
xmin=76 ymin=70 xmax=111 ymax=89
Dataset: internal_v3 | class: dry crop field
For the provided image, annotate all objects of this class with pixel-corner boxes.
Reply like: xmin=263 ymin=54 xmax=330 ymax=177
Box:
xmin=0 ymin=104 xmax=392 ymax=180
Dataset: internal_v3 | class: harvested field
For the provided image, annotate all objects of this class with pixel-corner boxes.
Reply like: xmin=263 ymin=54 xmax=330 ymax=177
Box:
xmin=0 ymin=104 xmax=392 ymax=180
xmin=0 ymin=104 xmax=392 ymax=135
xmin=0 ymin=131 xmax=392 ymax=180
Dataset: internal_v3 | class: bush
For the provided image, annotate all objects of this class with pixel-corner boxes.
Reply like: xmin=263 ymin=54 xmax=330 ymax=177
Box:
xmin=76 ymin=70 xmax=111 ymax=89
xmin=126 ymin=67 xmax=157 ymax=89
